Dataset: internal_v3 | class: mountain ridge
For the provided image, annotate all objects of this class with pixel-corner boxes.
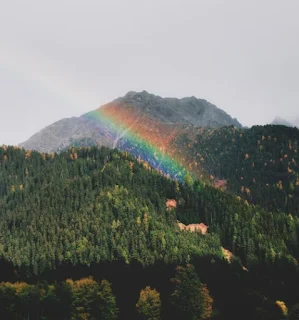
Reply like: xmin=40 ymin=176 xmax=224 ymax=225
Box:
xmin=106 ymin=90 xmax=242 ymax=127
xmin=19 ymin=91 xmax=242 ymax=153
xmin=271 ymin=116 xmax=299 ymax=128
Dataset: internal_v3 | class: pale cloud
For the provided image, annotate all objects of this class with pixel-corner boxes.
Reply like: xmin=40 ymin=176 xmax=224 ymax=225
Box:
xmin=0 ymin=0 xmax=298 ymax=145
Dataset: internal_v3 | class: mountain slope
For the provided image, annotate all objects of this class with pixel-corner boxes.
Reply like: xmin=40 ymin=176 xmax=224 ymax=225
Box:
xmin=0 ymin=145 xmax=222 ymax=274
xmin=18 ymin=92 xmax=299 ymax=214
xmin=20 ymin=91 xmax=242 ymax=153
xmin=1 ymin=145 xmax=299 ymax=272
xmin=110 ymin=91 xmax=241 ymax=127
xmin=2 ymin=145 xmax=299 ymax=319
xmin=272 ymin=116 xmax=297 ymax=127
xmin=171 ymin=124 xmax=299 ymax=215
xmin=62 ymin=122 xmax=299 ymax=215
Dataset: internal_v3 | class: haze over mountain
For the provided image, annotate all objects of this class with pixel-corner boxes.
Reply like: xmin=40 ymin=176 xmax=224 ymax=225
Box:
xmin=271 ymin=116 xmax=299 ymax=128
xmin=2 ymin=1 xmax=299 ymax=147
xmin=20 ymin=91 xmax=242 ymax=153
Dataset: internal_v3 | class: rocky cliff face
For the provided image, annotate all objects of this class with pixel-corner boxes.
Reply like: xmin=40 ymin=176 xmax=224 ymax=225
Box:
xmin=111 ymin=91 xmax=241 ymax=127
xmin=19 ymin=117 xmax=84 ymax=153
xmin=20 ymin=91 xmax=242 ymax=153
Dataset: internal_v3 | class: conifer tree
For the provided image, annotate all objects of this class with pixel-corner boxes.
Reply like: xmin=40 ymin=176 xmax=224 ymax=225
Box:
xmin=170 ymin=264 xmax=213 ymax=319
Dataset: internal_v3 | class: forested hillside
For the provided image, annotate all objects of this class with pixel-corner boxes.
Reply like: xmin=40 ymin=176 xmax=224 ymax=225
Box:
xmin=54 ymin=124 xmax=299 ymax=217
xmin=19 ymin=91 xmax=299 ymax=218
xmin=1 ymin=145 xmax=299 ymax=319
xmin=0 ymin=145 xmax=223 ymax=274
xmin=175 ymin=125 xmax=299 ymax=215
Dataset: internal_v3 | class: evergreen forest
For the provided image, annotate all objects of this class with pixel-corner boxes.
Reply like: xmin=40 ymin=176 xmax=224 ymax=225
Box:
xmin=1 ymin=135 xmax=299 ymax=319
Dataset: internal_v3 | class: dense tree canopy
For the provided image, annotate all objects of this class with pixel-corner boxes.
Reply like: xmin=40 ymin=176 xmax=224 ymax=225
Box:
xmin=170 ymin=264 xmax=213 ymax=320
xmin=176 ymin=125 xmax=299 ymax=215
xmin=1 ymin=144 xmax=299 ymax=319
xmin=0 ymin=277 xmax=117 ymax=320
xmin=0 ymin=146 xmax=223 ymax=274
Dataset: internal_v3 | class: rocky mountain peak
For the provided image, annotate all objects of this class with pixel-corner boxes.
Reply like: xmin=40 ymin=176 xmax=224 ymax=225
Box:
xmin=107 ymin=91 xmax=242 ymax=128
xmin=20 ymin=91 xmax=242 ymax=153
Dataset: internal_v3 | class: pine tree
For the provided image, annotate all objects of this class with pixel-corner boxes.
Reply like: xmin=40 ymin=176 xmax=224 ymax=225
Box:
xmin=96 ymin=280 xmax=119 ymax=320
xmin=170 ymin=264 xmax=213 ymax=320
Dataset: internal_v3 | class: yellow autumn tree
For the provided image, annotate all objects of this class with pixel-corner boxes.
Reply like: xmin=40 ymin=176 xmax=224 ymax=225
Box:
xmin=136 ymin=286 xmax=161 ymax=320
xmin=184 ymin=173 xmax=193 ymax=187
xmin=201 ymin=284 xmax=213 ymax=319
xmin=67 ymin=277 xmax=118 ymax=320
xmin=276 ymin=300 xmax=288 ymax=317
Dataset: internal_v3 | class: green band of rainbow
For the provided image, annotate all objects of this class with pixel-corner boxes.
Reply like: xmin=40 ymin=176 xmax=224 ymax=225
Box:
xmin=82 ymin=108 xmax=191 ymax=181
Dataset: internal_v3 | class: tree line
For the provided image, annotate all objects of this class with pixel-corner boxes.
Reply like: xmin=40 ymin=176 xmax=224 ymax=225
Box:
xmin=1 ymin=145 xmax=299 ymax=318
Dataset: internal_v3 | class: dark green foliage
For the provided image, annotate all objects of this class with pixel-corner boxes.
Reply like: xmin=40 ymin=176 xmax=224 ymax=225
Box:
xmin=176 ymin=183 xmax=299 ymax=267
xmin=170 ymin=264 xmax=212 ymax=320
xmin=290 ymin=303 xmax=299 ymax=320
xmin=67 ymin=277 xmax=118 ymax=320
xmin=0 ymin=278 xmax=117 ymax=320
xmin=176 ymin=125 xmax=299 ymax=215
xmin=97 ymin=280 xmax=119 ymax=320
xmin=1 ymin=145 xmax=299 ymax=270
xmin=1 ymin=145 xmax=299 ymax=319
xmin=0 ymin=146 xmax=222 ymax=274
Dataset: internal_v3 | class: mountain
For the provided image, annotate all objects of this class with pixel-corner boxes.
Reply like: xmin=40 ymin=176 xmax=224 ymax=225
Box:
xmin=272 ymin=116 xmax=299 ymax=128
xmin=19 ymin=91 xmax=242 ymax=153
xmin=176 ymin=124 xmax=299 ymax=215
xmin=18 ymin=92 xmax=299 ymax=215
xmin=1 ymin=145 xmax=299 ymax=319
xmin=4 ymin=103 xmax=299 ymax=318
xmin=110 ymin=91 xmax=241 ymax=127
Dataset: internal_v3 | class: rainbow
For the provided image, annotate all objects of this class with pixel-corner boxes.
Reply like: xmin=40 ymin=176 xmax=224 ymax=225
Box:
xmin=1 ymin=46 xmax=197 ymax=180
xmin=81 ymin=105 xmax=193 ymax=181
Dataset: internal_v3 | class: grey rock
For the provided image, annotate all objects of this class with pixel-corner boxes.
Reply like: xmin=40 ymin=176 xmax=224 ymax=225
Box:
xmin=20 ymin=91 xmax=242 ymax=152
xmin=112 ymin=91 xmax=241 ymax=127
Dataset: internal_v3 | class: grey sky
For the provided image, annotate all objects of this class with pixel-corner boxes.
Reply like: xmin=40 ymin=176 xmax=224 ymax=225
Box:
xmin=1 ymin=0 xmax=299 ymax=145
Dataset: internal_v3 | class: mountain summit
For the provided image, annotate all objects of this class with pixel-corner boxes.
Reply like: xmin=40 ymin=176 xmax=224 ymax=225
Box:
xmin=110 ymin=91 xmax=242 ymax=127
xmin=20 ymin=91 xmax=241 ymax=153
xmin=271 ymin=116 xmax=299 ymax=128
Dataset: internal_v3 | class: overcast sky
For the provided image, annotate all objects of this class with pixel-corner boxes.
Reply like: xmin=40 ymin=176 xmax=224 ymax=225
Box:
xmin=1 ymin=0 xmax=299 ymax=145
